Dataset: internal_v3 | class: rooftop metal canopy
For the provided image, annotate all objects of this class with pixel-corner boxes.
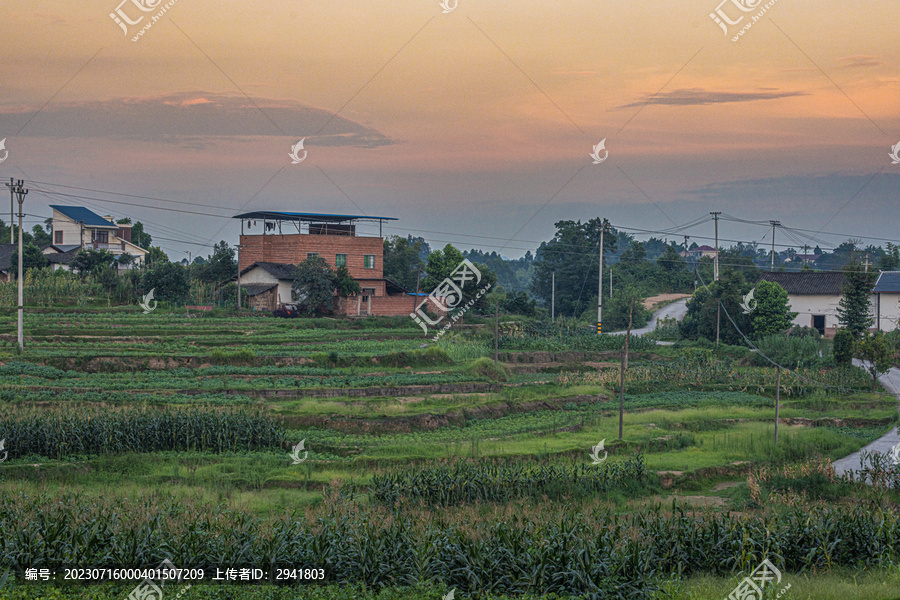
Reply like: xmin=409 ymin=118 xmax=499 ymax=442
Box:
xmin=233 ymin=211 xmax=397 ymax=223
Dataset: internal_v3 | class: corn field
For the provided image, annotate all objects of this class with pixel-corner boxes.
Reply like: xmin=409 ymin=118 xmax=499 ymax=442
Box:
xmin=0 ymin=407 xmax=285 ymax=458
xmin=1 ymin=491 xmax=900 ymax=599
xmin=371 ymin=456 xmax=647 ymax=506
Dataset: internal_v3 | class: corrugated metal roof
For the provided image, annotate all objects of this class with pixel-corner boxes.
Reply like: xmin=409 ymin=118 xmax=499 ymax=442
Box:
xmin=50 ymin=206 xmax=117 ymax=228
xmin=233 ymin=211 xmax=397 ymax=222
xmin=873 ymin=271 xmax=900 ymax=293
xmin=757 ymin=271 xmax=847 ymax=295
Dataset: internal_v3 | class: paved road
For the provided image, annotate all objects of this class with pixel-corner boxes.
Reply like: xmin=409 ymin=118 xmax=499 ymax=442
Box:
xmin=609 ymin=298 xmax=689 ymax=337
xmin=832 ymin=360 xmax=900 ymax=479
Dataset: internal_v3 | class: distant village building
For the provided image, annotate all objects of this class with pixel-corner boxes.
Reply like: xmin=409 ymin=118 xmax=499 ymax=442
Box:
xmin=680 ymin=245 xmax=718 ymax=260
xmin=46 ymin=206 xmax=149 ymax=269
xmin=234 ymin=211 xmax=420 ymax=316
xmin=756 ymin=271 xmax=867 ymax=337
xmin=872 ymin=271 xmax=900 ymax=332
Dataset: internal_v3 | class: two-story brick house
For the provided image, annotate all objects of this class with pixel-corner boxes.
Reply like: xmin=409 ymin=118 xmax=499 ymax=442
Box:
xmin=234 ymin=211 xmax=417 ymax=316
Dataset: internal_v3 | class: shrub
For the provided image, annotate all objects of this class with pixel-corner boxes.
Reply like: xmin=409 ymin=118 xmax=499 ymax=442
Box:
xmin=833 ymin=328 xmax=853 ymax=365
xmin=751 ymin=334 xmax=828 ymax=369
xmin=788 ymin=326 xmax=821 ymax=339
xmin=466 ymin=357 xmax=507 ymax=381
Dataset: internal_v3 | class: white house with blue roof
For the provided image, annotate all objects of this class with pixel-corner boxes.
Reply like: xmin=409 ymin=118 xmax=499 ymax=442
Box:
xmin=873 ymin=271 xmax=900 ymax=332
xmin=47 ymin=205 xmax=148 ymax=269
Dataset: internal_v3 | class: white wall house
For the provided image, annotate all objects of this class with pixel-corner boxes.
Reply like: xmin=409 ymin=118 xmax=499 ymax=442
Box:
xmin=873 ymin=271 xmax=900 ymax=332
xmin=756 ymin=271 xmax=877 ymax=337
xmin=48 ymin=205 xmax=148 ymax=268
xmin=236 ymin=262 xmax=296 ymax=307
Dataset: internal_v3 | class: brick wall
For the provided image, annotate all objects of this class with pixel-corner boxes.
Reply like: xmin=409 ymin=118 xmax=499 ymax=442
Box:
xmin=239 ymin=234 xmax=382 ymax=279
xmin=335 ymin=294 xmax=448 ymax=318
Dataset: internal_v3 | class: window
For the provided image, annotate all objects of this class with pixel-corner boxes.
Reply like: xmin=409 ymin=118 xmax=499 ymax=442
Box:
xmin=335 ymin=254 xmax=347 ymax=267
xmin=54 ymin=231 xmax=63 ymax=244
xmin=307 ymin=253 xmax=318 ymax=259
xmin=364 ymin=255 xmax=375 ymax=269
xmin=95 ymin=231 xmax=109 ymax=243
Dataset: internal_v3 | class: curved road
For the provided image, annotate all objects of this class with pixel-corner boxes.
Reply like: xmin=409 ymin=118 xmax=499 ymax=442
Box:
xmin=609 ymin=298 xmax=689 ymax=337
xmin=832 ymin=361 xmax=900 ymax=479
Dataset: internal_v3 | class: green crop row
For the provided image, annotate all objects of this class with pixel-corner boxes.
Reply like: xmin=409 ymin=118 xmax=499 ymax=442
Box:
xmin=371 ymin=456 xmax=647 ymax=506
xmin=0 ymin=407 xmax=285 ymax=459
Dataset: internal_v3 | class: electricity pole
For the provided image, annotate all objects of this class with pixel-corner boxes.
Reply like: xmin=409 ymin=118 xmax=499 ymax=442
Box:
xmin=597 ymin=221 xmax=606 ymax=335
xmin=236 ymin=244 xmax=244 ymax=310
xmin=769 ymin=220 xmax=780 ymax=271
xmin=12 ymin=181 xmax=27 ymax=351
xmin=710 ymin=212 xmax=721 ymax=281
xmin=551 ymin=271 xmax=555 ymax=322
xmin=7 ymin=178 xmax=13 ymax=243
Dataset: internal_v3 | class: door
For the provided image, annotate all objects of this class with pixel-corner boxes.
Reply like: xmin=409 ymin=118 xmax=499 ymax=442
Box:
xmin=812 ymin=315 xmax=825 ymax=336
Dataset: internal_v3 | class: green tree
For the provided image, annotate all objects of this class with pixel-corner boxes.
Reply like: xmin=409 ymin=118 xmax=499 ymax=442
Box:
xmin=30 ymin=224 xmax=51 ymax=247
xmin=601 ymin=286 xmax=651 ymax=331
xmin=145 ymin=246 xmax=168 ymax=266
xmin=383 ymin=235 xmax=425 ymax=290
xmin=333 ymin=265 xmax=361 ymax=297
xmin=833 ymin=328 xmax=853 ymax=365
xmin=855 ymin=331 xmax=893 ymax=391
xmin=499 ymin=290 xmax=538 ymax=317
xmin=131 ymin=221 xmax=152 ymax=249
xmin=117 ymin=253 xmax=135 ymax=268
xmin=421 ymin=244 xmax=497 ymax=313
xmin=531 ymin=218 xmax=617 ymax=317
xmin=751 ymin=280 xmax=796 ymax=337
xmin=198 ymin=241 xmax=237 ymax=284
xmin=70 ymin=248 xmax=116 ymax=276
xmin=680 ymin=270 xmax=751 ymax=345
xmin=880 ymin=243 xmax=900 ymax=271
xmin=836 ymin=263 xmax=875 ymax=339
xmin=292 ymin=256 xmax=337 ymax=317
xmin=9 ymin=243 xmax=49 ymax=278
xmin=142 ymin=262 xmax=189 ymax=305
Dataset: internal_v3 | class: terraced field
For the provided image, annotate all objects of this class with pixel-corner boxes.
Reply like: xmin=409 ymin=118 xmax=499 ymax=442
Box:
xmin=1 ymin=308 xmax=899 ymax=599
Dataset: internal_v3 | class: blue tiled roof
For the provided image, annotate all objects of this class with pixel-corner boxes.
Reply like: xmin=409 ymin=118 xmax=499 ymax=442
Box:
xmin=50 ymin=206 xmax=117 ymax=228
xmin=873 ymin=271 xmax=900 ymax=293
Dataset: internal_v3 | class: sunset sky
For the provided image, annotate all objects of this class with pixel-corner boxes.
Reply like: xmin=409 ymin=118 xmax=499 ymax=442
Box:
xmin=1 ymin=0 xmax=898 ymax=260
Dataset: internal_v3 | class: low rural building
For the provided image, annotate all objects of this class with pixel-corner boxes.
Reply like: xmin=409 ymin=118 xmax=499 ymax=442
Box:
xmin=47 ymin=206 xmax=148 ymax=267
xmin=872 ymin=271 xmax=900 ymax=332
xmin=756 ymin=271 xmax=865 ymax=337
xmin=0 ymin=243 xmax=14 ymax=281
xmin=681 ymin=245 xmax=718 ymax=260
xmin=233 ymin=211 xmax=421 ymax=317
xmin=235 ymin=262 xmax=297 ymax=311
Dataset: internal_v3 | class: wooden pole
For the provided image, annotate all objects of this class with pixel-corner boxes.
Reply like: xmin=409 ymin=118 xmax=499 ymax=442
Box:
xmin=619 ymin=298 xmax=633 ymax=440
xmin=494 ymin=302 xmax=499 ymax=366
xmin=775 ymin=366 xmax=781 ymax=443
